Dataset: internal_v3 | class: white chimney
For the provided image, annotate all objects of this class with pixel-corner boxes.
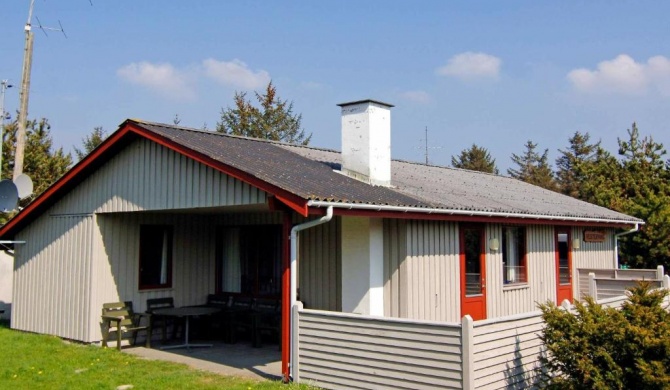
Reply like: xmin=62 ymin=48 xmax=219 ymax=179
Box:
xmin=338 ymin=99 xmax=393 ymax=187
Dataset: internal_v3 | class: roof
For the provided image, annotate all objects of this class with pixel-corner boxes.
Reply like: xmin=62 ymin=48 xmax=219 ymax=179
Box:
xmin=0 ymin=119 xmax=641 ymax=238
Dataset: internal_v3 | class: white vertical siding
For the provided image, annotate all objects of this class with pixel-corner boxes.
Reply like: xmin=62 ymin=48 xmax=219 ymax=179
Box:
xmin=299 ymin=217 xmax=341 ymax=311
xmin=13 ymin=215 xmax=94 ymax=341
xmin=50 ymin=138 xmax=268 ymax=215
xmin=487 ymin=225 xmax=556 ymax=318
xmin=572 ymin=227 xmax=616 ymax=269
xmin=403 ymin=220 xmax=460 ymax=323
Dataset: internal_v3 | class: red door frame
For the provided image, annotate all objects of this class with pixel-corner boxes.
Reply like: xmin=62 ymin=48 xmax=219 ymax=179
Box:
xmin=555 ymin=227 xmax=573 ymax=304
xmin=460 ymin=225 xmax=487 ymax=320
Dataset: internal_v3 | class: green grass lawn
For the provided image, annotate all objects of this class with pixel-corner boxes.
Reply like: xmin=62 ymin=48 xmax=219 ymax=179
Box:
xmin=0 ymin=321 xmax=315 ymax=390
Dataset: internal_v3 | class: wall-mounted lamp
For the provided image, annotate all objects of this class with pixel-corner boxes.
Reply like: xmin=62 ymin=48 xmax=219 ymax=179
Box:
xmin=489 ymin=238 xmax=500 ymax=252
xmin=572 ymin=238 xmax=581 ymax=250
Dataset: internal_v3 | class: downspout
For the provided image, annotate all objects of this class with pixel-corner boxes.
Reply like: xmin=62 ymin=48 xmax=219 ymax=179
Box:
xmin=614 ymin=223 xmax=640 ymax=268
xmin=289 ymin=206 xmax=333 ymax=380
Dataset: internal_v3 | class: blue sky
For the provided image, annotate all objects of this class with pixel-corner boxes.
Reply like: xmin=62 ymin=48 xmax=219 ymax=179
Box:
xmin=1 ymin=1 xmax=669 ymax=172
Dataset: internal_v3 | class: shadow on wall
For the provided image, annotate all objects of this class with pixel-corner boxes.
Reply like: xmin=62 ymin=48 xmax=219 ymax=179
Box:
xmin=504 ymin=335 xmax=548 ymax=390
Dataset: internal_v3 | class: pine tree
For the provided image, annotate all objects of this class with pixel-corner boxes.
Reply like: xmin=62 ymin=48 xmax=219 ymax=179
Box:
xmin=1 ymin=118 xmax=72 ymax=223
xmin=74 ymin=126 xmax=107 ymax=161
xmin=507 ymin=140 xmax=556 ymax=190
xmin=556 ymin=131 xmax=599 ymax=198
xmin=216 ymin=81 xmax=311 ymax=145
xmin=451 ymin=144 xmax=499 ymax=174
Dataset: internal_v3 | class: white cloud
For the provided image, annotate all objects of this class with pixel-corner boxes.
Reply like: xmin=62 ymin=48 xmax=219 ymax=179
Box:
xmin=203 ymin=58 xmax=271 ymax=90
xmin=567 ymin=54 xmax=670 ymax=96
xmin=436 ymin=52 xmax=501 ymax=80
xmin=399 ymin=90 xmax=431 ymax=103
xmin=117 ymin=61 xmax=195 ymax=100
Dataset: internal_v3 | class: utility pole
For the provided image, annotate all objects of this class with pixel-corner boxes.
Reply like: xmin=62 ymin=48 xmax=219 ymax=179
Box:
xmin=14 ymin=0 xmax=36 ymax=180
xmin=1 ymin=80 xmax=13 ymax=179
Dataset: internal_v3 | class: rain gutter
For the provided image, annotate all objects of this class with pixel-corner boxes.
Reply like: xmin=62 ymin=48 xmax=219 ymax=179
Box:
xmin=307 ymin=200 xmax=643 ymax=226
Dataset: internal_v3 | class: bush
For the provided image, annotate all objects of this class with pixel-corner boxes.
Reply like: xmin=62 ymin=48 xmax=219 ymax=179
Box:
xmin=538 ymin=282 xmax=670 ymax=389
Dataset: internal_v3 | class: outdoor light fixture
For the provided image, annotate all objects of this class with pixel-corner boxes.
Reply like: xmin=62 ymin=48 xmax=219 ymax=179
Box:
xmin=489 ymin=238 xmax=500 ymax=251
xmin=573 ymin=238 xmax=581 ymax=250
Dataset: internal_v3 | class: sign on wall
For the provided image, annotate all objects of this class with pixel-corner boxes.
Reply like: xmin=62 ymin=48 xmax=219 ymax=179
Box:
xmin=583 ymin=230 xmax=606 ymax=243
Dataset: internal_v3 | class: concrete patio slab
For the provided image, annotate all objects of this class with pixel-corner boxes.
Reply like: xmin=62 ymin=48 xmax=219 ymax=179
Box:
xmin=125 ymin=341 xmax=282 ymax=381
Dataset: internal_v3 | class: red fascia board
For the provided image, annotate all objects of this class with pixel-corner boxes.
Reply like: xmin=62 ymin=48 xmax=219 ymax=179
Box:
xmin=0 ymin=125 xmax=138 ymax=239
xmin=127 ymin=123 xmax=309 ymax=216
xmin=0 ymin=121 xmax=309 ymax=239
xmin=311 ymin=207 xmax=635 ymax=229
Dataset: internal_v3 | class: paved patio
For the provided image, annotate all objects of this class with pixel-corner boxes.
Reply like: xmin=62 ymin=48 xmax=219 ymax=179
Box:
xmin=125 ymin=340 xmax=282 ymax=381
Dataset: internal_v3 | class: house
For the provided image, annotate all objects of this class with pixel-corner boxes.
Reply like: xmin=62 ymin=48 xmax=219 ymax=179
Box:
xmin=0 ymin=100 xmax=642 ymax=386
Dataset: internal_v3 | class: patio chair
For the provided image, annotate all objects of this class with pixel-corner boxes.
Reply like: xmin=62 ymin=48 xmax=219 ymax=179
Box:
xmin=251 ymin=298 xmax=281 ymax=348
xmin=225 ymin=296 xmax=254 ymax=344
xmin=100 ymin=301 xmax=151 ymax=350
xmin=146 ymin=297 xmax=181 ymax=342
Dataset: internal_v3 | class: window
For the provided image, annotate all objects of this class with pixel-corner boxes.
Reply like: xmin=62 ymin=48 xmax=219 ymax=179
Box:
xmin=502 ymin=226 xmax=527 ymax=284
xmin=139 ymin=225 xmax=173 ymax=290
xmin=217 ymin=225 xmax=282 ymax=297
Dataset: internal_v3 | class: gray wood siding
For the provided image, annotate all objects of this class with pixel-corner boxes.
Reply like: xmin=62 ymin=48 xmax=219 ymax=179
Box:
xmin=13 ymin=215 xmax=95 ymax=342
xmin=404 ymin=220 xmax=460 ymax=322
xmin=50 ymin=138 xmax=268 ymax=215
xmin=486 ymin=225 xmax=557 ymax=318
xmin=298 ymin=217 xmax=341 ymax=311
xmin=297 ymin=309 xmax=463 ymax=390
xmin=472 ymin=313 xmax=546 ymax=389
xmin=572 ymin=227 xmax=616 ymax=270
xmin=384 ymin=219 xmax=407 ymax=318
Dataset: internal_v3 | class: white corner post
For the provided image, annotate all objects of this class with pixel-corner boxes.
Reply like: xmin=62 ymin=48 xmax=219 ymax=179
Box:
xmin=461 ymin=315 xmax=474 ymax=390
xmin=289 ymin=206 xmax=333 ymax=380
xmin=341 ymin=216 xmax=384 ymax=316
xmin=657 ymin=265 xmax=665 ymax=280
xmin=588 ymin=272 xmax=597 ymax=299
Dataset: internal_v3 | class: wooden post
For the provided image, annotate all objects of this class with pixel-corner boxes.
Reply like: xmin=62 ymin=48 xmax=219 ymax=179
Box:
xmin=281 ymin=211 xmax=291 ymax=382
xmin=657 ymin=265 xmax=665 ymax=281
xmin=588 ymin=272 xmax=597 ymax=299
xmin=291 ymin=301 xmax=303 ymax=383
xmin=663 ymin=275 xmax=670 ymax=289
xmin=461 ymin=315 xmax=474 ymax=390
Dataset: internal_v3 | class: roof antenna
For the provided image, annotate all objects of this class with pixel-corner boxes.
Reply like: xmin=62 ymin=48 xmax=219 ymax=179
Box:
xmin=416 ymin=126 xmax=442 ymax=165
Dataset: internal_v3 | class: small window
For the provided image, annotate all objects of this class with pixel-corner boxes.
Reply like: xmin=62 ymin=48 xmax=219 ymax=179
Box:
xmin=139 ymin=225 xmax=173 ymax=290
xmin=503 ymin=226 xmax=527 ymax=284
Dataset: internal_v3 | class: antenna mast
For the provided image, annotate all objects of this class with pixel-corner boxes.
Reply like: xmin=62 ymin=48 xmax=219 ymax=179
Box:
xmin=13 ymin=0 xmax=36 ymax=180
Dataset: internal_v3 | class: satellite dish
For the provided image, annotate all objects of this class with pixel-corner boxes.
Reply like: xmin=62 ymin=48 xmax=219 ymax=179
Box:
xmin=14 ymin=173 xmax=33 ymax=199
xmin=0 ymin=179 xmax=19 ymax=212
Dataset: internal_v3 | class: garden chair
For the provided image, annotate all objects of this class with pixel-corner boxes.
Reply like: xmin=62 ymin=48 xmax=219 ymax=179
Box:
xmin=100 ymin=301 xmax=151 ymax=350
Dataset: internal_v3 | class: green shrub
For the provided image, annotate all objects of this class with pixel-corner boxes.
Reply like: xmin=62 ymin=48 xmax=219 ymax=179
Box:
xmin=538 ymin=282 xmax=670 ymax=389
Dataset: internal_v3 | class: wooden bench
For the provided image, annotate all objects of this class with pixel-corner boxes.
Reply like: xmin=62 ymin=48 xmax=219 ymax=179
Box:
xmin=101 ymin=301 xmax=152 ymax=350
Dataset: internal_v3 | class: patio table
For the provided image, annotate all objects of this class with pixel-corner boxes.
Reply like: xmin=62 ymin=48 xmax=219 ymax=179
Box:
xmin=153 ymin=306 xmax=220 ymax=350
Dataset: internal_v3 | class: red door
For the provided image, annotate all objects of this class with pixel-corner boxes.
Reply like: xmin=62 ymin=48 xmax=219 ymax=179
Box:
xmin=555 ymin=228 xmax=573 ymax=304
xmin=460 ymin=225 xmax=486 ymax=320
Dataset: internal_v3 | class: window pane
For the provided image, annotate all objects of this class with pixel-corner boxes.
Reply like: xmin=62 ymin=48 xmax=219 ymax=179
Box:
xmin=558 ymin=233 xmax=570 ymax=284
xmin=139 ymin=225 xmax=172 ymax=289
xmin=464 ymin=229 xmax=482 ymax=296
xmin=219 ymin=225 xmax=282 ymax=296
xmin=503 ymin=227 xmax=527 ymax=284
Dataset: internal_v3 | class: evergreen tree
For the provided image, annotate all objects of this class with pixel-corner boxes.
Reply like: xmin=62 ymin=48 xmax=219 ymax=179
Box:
xmin=615 ymin=124 xmax=670 ymax=268
xmin=1 ymin=118 xmax=72 ymax=223
xmin=451 ymin=144 xmax=499 ymax=174
xmin=73 ymin=126 xmax=107 ymax=161
xmin=216 ymin=81 xmax=311 ymax=145
xmin=508 ymin=140 xmax=556 ymax=190
xmin=539 ymin=283 xmax=670 ymax=389
xmin=556 ymin=131 xmax=600 ymax=198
